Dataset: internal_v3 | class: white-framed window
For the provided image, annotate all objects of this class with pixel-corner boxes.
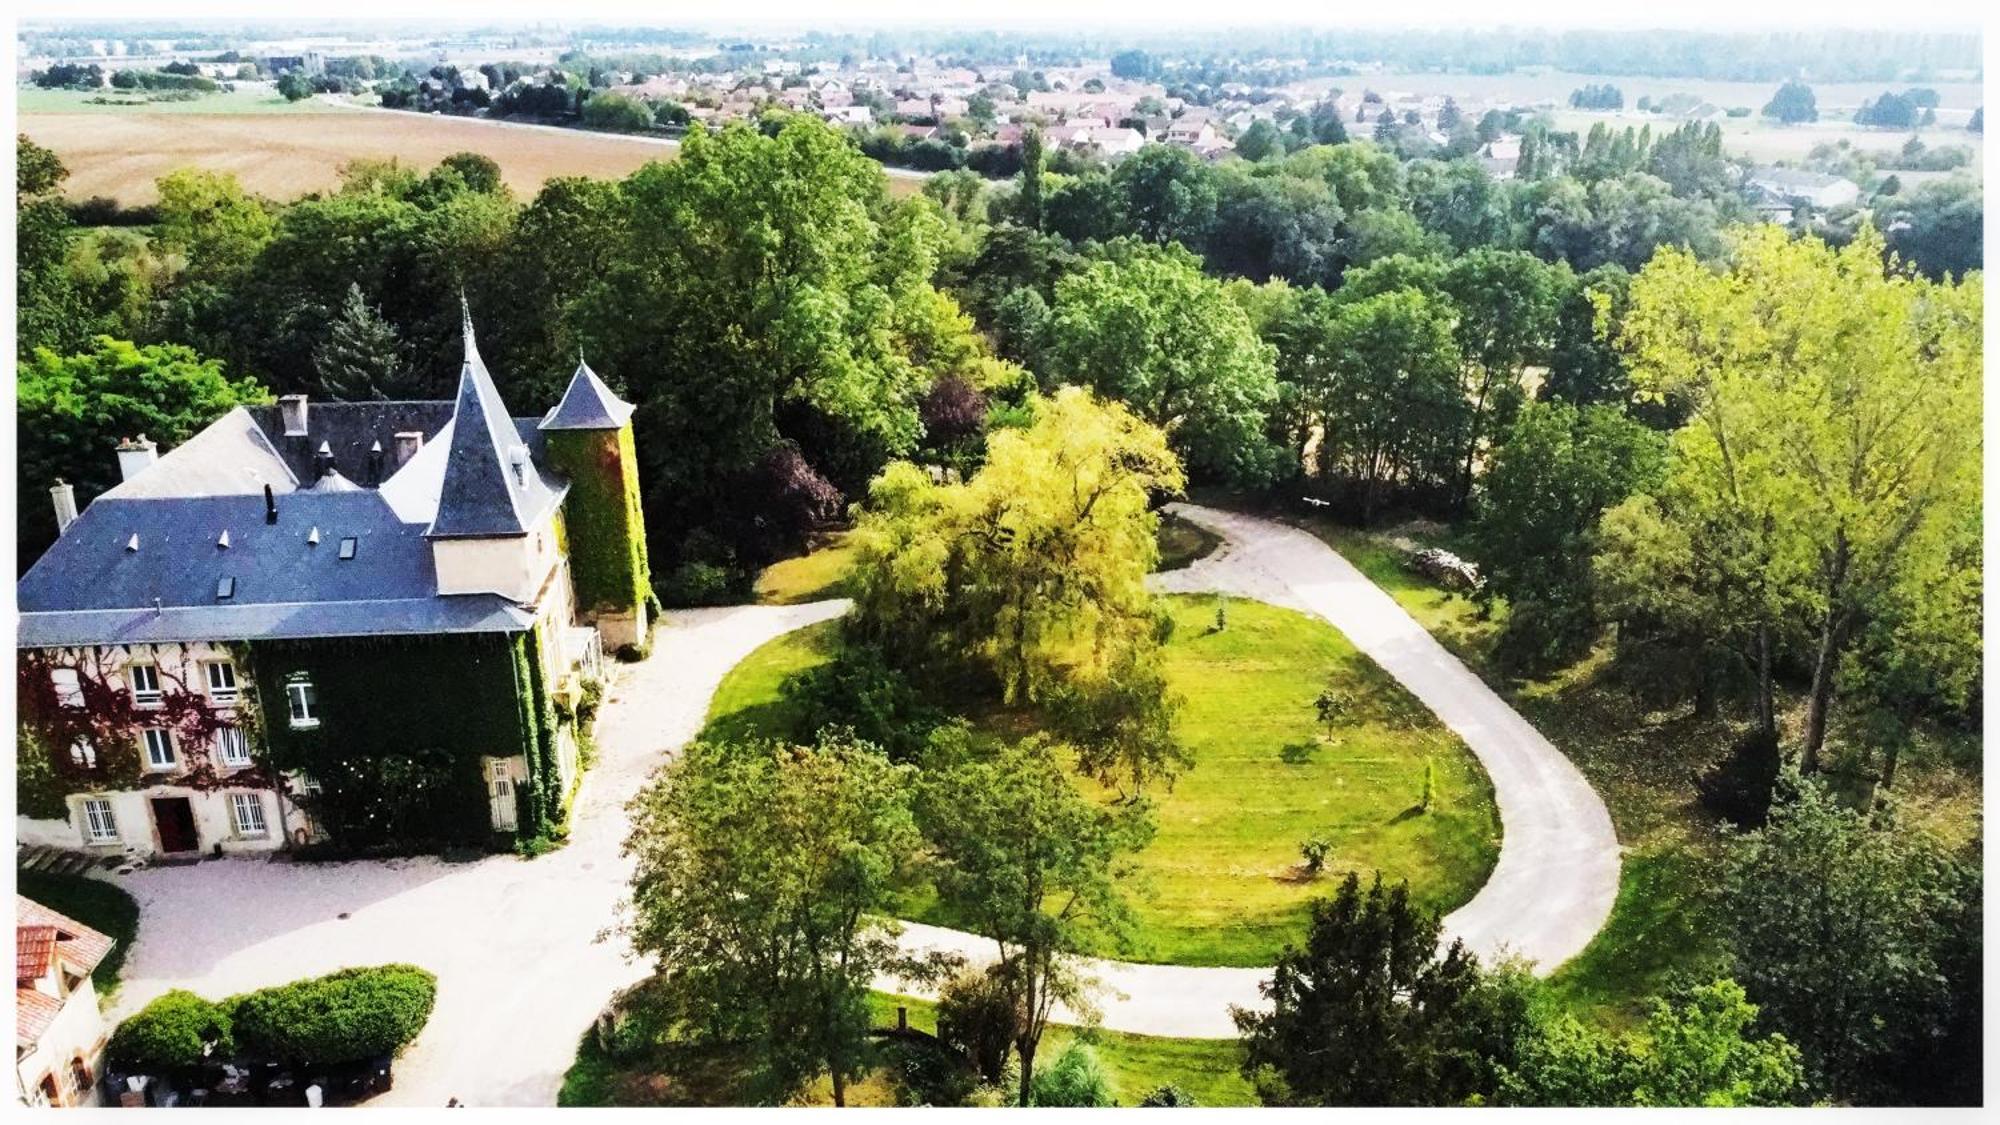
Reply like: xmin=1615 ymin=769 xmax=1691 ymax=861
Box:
xmin=50 ymin=668 xmax=83 ymax=708
xmin=214 ymin=725 xmax=252 ymax=768
xmin=286 ymin=680 xmax=318 ymax=729
xmin=141 ymin=728 xmax=176 ymax=771
xmin=81 ymin=798 xmax=118 ymax=844
xmin=128 ymin=663 xmax=162 ymax=707
xmin=69 ymin=738 xmax=98 ymax=770
xmin=205 ymin=660 xmax=239 ymax=704
xmin=230 ymin=792 xmax=268 ymax=838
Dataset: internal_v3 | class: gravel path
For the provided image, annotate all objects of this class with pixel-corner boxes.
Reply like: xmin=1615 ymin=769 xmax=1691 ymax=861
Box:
xmin=93 ymin=504 xmax=1618 ymax=1099
xmin=98 ymin=601 xmax=845 ymax=1108
xmin=1152 ymin=504 xmax=1620 ymax=974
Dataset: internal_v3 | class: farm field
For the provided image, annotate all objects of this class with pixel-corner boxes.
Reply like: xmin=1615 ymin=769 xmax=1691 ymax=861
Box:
xmin=18 ymin=102 xmax=927 ymax=206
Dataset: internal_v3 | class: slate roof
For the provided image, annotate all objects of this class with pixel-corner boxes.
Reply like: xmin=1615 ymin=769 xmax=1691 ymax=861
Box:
xmin=427 ymin=317 xmax=565 ymax=539
xmin=540 ymin=359 xmax=636 ymax=431
xmin=16 ymin=492 xmax=535 ymax=646
xmin=243 ymin=401 xmax=455 ymax=487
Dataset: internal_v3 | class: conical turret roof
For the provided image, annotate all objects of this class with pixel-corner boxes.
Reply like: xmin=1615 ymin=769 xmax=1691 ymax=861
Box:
xmin=540 ymin=356 xmax=635 ymax=431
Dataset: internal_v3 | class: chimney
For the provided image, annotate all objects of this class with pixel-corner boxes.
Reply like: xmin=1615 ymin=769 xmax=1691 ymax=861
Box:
xmin=393 ymin=431 xmax=424 ymax=466
xmin=279 ymin=394 xmax=309 ymax=437
xmin=116 ymin=435 xmax=158 ymax=482
xmin=50 ymin=480 xmax=78 ymax=536
xmin=264 ymin=483 xmax=278 ymax=525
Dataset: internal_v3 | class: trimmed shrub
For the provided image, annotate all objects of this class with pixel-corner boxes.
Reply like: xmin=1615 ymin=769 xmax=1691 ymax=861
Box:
xmin=226 ymin=964 xmax=437 ymax=1066
xmin=108 ymin=990 xmax=234 ymax=1072
xmin=1030 ymin=1042 xmax=1117 ymax=1107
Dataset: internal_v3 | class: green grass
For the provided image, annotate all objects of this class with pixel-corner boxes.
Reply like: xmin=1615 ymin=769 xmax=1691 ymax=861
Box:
xmin=16 ymin=87 xmax=350 ymax=114
xmin=752 ymin=531 xmax=858 ymax=605
xmin=868 ymin=992 xmax=1253 ymax=1107
xmin=557 ymin=990 xmax=1252 ymax=1107
xmin=16 ymin=869 xmax=140 ymax=1000
xmin=704 ymin=594 xmax=1500 ymax=967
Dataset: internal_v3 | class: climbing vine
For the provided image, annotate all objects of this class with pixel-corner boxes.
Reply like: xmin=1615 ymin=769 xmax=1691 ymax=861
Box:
xmin=545 ymin=427 xmax=650 ymax=618
xmin=16 ymin=645 xmax=271 ymax=820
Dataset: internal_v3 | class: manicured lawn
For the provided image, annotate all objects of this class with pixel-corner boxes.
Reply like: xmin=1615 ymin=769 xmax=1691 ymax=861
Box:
xmin=704 ymin=594 xmax=1500 ymax=967
xmin=16 ymin=869 xmax=140 ymax=1000
xmin=752 ymin=531 xmax=858 ymax=605
xmin=557 ymin=990 xmax=1251 ymax=1107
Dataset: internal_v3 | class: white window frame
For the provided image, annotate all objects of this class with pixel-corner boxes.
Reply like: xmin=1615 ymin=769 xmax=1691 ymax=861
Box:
xmin=69 ymin=737 xmax=98 ymax=770
xmin=128 ymin=663 xmax=162 ymax=707
xmin=81 ymin=798 xmax=118 ymax=844
xmin=50 ymin=668 xmax=83 ymax=708
xmin=214 ymin=725 xmax=252 ymax=768
xmin=141 ymin=728 xmax=176 ymax=772
xmin=204 ymin=660 xmax=239 ymax=704
xmin=230 ymin=792 xmax=268 ymax=838
xmin=286 ymin=680 xmax=319 ymax=729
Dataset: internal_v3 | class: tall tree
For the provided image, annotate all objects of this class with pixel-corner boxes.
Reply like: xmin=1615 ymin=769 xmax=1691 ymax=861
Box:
xmin=847 ymin=386 xmax=1184 ymax=705
xmin=1721 ymin=776 xmax=1979 ymax=1103
xmin=17 ymin=338 xmax=269 ymax=571
xmin=1046 ymin=248 xmax=1281 ymax=485
xmin=313 ymin=283 xmax=405 ymax=402
xmin=17 ymin=135 xmax=84 ymax=356
xmin=622 ymin=734 xmax=927 ymax=1106
xmin=1614 ymin=227 xmax=1981 ymax=769
xmin=1439 ymin=249 xmax=1566 ymax=509
xmin=916 ymin=730 xmax=1154 ymax=1106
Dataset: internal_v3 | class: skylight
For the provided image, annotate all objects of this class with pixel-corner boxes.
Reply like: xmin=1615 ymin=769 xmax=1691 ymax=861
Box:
xmin=338 ymin=537 xmax=358 ymax=560
xmin=216 ymin=577 xmax=235 ymax=600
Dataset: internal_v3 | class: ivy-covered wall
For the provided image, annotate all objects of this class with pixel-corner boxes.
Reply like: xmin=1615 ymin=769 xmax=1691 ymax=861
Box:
xmin=545 ymin=424 xmax=650 ymax=618
xmin=250 ymin=631 xmax=548 ymax=850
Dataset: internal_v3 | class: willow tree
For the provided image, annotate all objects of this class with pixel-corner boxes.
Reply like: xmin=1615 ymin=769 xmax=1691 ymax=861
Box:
xmin=847 ymin=386 xmax=1184 ymax=707
xmin=1604 ymin=226 xmax=1981 ymax=771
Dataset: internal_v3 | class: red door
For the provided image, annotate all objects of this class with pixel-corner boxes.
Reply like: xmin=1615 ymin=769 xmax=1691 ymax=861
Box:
xmin=151 ymin=797 xmax=199 ymax=853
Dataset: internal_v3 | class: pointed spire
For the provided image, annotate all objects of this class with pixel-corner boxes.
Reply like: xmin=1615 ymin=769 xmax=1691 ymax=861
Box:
xmin=460 ymin=290 xmax=476 ymax=362
xmin=540 ymin=354 xmax=636 ymax=431
xmin=427 ymin=304 xmax=540 ymax=539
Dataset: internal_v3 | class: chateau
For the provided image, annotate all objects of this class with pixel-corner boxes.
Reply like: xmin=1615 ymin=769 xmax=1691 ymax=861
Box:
xmin=14 ymin=314 xmax=651 ymax=859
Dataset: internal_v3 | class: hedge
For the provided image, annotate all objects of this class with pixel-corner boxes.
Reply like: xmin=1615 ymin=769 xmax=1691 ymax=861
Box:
xmin=107 ymin=990 xmax=234 ymax=1072
xmin=224 ymin=964 xmax=437 ymax=1066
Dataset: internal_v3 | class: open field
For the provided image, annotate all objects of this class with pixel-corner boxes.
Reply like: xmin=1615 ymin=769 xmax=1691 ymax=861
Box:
xmin=20 ymin=104 xmax=927 ymax=207
xmin=19 ymin=110 xmax=686 ymax=206
xmin=706 ymin=594 xmax=1501 ymax=967
xmin=15 ymin=87 xmax=347 ymax=115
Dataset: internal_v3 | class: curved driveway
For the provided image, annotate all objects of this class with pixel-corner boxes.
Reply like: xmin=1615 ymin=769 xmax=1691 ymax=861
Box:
xmin=86 ymin=504 xmax=1615 ymax=1101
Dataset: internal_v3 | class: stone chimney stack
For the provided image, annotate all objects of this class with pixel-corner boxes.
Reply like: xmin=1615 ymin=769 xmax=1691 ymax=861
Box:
xmin=50 ymin=480 xmax=78 ymax=536
xmin=115 ymin=435 xmax=158 ymax=482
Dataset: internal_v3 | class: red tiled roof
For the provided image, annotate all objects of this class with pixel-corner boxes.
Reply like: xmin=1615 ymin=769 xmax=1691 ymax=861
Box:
xmin=17 ymin=896 xmax=116 ymax=978
xmin=16 ymin=988 xmax=63 ymax=1047
xmin=16 ymin=926 xmax=59 ymax=984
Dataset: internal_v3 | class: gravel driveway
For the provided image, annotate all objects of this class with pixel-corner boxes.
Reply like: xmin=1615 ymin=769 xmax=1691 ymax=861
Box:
xmin=97 ymin=601 xmax=845 ymax=1108
xmin=93 ymin=504 xmax=1618 ymax=1099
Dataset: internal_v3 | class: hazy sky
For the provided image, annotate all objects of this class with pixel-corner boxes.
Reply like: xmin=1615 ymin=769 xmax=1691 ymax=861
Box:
xmin=13 ymin=0 xmax=1987 ymax=33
